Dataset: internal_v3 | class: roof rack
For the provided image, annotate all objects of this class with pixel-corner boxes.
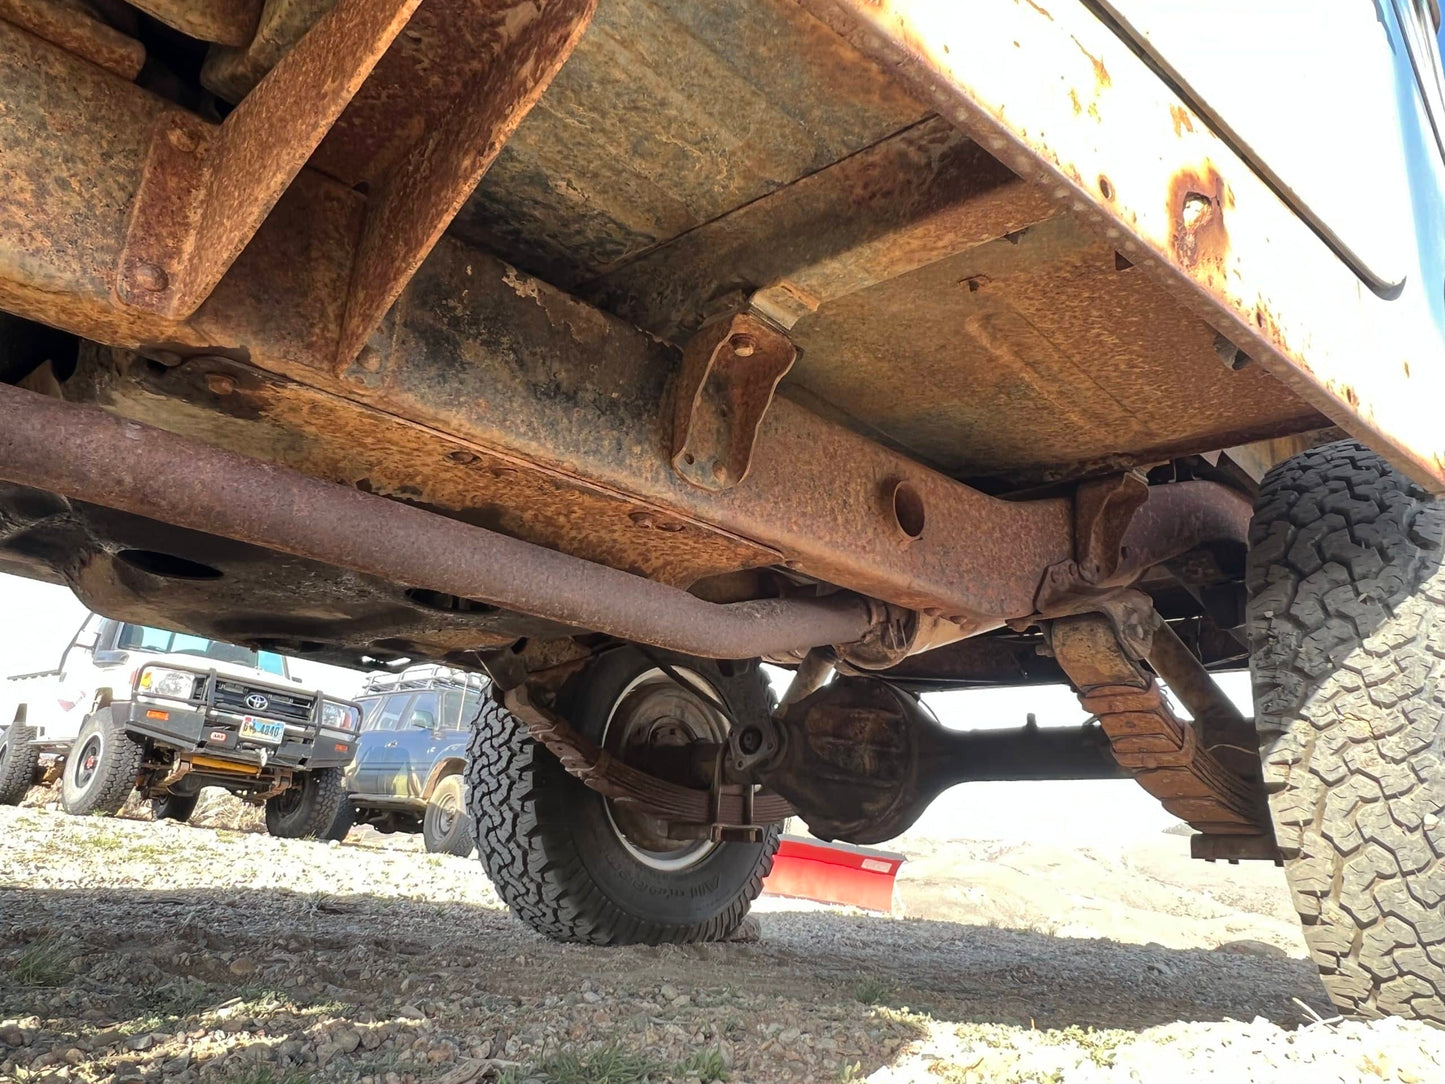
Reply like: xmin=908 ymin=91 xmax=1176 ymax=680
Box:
xmin=359 ymin=663 xmax=490 ymax=696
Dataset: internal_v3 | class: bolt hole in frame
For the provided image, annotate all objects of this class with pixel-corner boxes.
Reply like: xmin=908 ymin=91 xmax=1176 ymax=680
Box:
xmin=889 ymin=480 xmax=926 ymax=542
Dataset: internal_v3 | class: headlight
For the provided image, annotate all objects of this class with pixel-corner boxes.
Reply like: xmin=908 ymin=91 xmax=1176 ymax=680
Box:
xmin=137 ymin=666 xmax=200 ymax=700
xmin=320 ymin=701 xmax=358 ymax=732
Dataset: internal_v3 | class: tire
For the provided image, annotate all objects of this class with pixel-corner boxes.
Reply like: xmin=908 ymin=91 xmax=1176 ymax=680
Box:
xmin=264 ymin=767 xmax=346 ymax=840
xmin=0 ymin=724 xmax=40 ymax=806
xmin=321 ymin=799 xmax=354 ymax=842
xmin=467 ymin=648 xmax=781 ymax=945
xmin=423 ymin=774 xmax=473 ymax=856
xmin=1248 ymin=438 xmax=1445 ymax=1023
xmin=60 ymin=712 xmax=143 ymax=816
xmin=151 ymin=791 xmax=199 ymax=823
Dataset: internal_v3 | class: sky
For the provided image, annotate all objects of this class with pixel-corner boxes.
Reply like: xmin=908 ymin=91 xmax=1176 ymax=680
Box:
xmin=0 ymin=572 xmax=366 ymax=698
xmin=0 ymin=570 xmax=1255 ymax=842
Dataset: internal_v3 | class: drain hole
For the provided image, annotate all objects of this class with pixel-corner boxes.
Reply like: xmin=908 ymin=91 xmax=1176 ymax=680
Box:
xmin=116 ymin=549 xmax=223 ymax=580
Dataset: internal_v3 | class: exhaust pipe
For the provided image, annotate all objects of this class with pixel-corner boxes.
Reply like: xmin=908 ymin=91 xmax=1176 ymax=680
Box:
xmin=0 ymin=384 xmax=874 ymax=660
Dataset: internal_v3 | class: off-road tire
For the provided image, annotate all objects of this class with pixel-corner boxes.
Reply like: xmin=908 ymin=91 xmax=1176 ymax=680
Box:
xmin=467 ymin=649 xmax=781 ymax=945
xmin=321 ymin=799 xmax=354 ymax=842
xmin=1248 ymin=438 xmax=1445 ymax=1023
xmin=151 ymin=791 xmax=199 ymax=823
xmin=422 ymin=774 xmax=473 ymax=856
xmin=60 ymin=712 xmax=143 ymax=816
xmin=0 ymin=724 xmax=40 ymax=805
xmin=264 ymin=767 xmax=346 ymax=840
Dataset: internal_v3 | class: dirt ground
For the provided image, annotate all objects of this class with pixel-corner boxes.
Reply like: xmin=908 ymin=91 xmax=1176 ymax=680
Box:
xmin=4 ymin=785 xmax=1445 ymax=1084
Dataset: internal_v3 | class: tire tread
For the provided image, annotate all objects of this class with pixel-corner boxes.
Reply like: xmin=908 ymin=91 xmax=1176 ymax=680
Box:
xmin=62 ymin=714 xmax=143 ymax=816
xmin=0 ymin=724 xmax=39 ymax=806
xmin=466 ymin=689 xmax=778 ymax=946
xmin=264 ymin=767 xmax=346 ymax=839
xmin=1249 ymin=438 xmax=1445 ymax=1023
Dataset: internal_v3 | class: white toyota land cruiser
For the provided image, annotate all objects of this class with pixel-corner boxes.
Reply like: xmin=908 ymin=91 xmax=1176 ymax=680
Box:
xmin=0 ymin=613 xmax=360 ymax=837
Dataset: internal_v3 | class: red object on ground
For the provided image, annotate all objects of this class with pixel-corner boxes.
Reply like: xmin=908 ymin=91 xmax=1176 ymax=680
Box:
xmin=762 ymin=835 xmax=905 ymax=913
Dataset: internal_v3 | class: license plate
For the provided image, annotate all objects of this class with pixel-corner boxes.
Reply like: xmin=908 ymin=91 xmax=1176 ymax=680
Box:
xmin=238 ymin=716 xmax=285 ymax=744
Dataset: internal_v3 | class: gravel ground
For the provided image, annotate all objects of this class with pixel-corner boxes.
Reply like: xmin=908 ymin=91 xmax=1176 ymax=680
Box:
xmin=3 ymin=800 xmax=1445 ymax=1083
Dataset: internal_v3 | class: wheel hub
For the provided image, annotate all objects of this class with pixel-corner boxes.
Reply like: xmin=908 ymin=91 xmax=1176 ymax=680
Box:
xmin=601 ymin=668 xmax=730 ymax=871
xmin=434 ymin=792 xmax=458 ymax=834
xmin=74 ymin=735 xmax=102 ymax=789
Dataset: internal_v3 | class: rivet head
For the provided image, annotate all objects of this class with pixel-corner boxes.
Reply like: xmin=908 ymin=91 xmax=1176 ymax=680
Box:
xmin=131 ymin=262 xmax=169 ymax=293
xmin=446 ymin=449 xmax=479 ymax=465
xmin=728 ymin=333 xmax=756 ymax=357
xmin=204 ymin=373 xmax=236 ymax=395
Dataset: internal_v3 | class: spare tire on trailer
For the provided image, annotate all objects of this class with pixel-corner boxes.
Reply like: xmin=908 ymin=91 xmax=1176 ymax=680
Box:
xmin=1249 ymin=438 xmax=1445 ymax=1023
xmin=467 ymin=648 xmax=781 ymax=945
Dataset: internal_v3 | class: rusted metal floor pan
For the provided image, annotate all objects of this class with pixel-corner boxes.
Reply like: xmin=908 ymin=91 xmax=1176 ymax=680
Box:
xmin=448 ymin=0 xmax=1329 ymax=486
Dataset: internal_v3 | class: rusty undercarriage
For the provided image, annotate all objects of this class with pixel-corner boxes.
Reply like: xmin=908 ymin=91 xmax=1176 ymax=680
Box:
xmin=2 ymin=0 xmax=1444 ymax=896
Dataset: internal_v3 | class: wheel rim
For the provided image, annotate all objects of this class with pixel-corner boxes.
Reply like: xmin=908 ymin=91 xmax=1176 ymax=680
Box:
xmin=600 ymin=667 xmax=730 ymax=872
xmin=434 ymin=790 xmax=459 ymax=835
xmin=73 ymin=734 xmax=102 ymax=790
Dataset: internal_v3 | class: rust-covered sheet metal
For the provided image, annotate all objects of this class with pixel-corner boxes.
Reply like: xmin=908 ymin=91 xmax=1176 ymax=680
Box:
xmin=586 ymin=114 xmax=1061 ymax=342
xmin=115 ymin=0 xmax=422 ymax=319
xmin=0 ymin=0 xmax=145 ymax=78
xmin=333 ymin=0 xmax=597 ymax=364
xmin=128 ymin=0 xmax=263 ymax=46
xmin=0 ymin=25 xmax=1063 ymax=625
xmin=0 ymin=25 xmax=1261 ymax=631
xmin=71 ymin=349 xmax=780 ymax=589
xmin=804 ymin=0 xmax=1445 ymax=491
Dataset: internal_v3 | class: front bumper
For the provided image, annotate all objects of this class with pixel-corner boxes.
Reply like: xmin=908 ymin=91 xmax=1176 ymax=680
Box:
xmin=114 ymin=700 xmax=355 ymax=771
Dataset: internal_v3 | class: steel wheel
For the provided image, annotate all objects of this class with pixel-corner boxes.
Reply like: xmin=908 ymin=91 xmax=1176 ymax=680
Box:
xmin=600 ymin=666 xmax=730 ymax=872
xmin=72 ymin=734 xmax=102 ymax=792
xmin=469 ymin=648 xmax=781 ymax=945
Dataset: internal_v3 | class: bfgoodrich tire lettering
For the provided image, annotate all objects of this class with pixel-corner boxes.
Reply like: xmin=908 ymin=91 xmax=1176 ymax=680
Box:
xmin=467 ymin=649 xmax=780 ymax=945
xmin=1248 ymin=438 xmax=1445 ymax=1023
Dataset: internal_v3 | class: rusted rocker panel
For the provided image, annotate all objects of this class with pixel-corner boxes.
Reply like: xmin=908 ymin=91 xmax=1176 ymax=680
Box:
xmin=806 ymin=0 xmax=1445 ymax=490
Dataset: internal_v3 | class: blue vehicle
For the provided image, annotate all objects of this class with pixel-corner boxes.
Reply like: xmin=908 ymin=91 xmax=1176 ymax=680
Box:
xmin=331 ymin=667 xmax=488 ymax=855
